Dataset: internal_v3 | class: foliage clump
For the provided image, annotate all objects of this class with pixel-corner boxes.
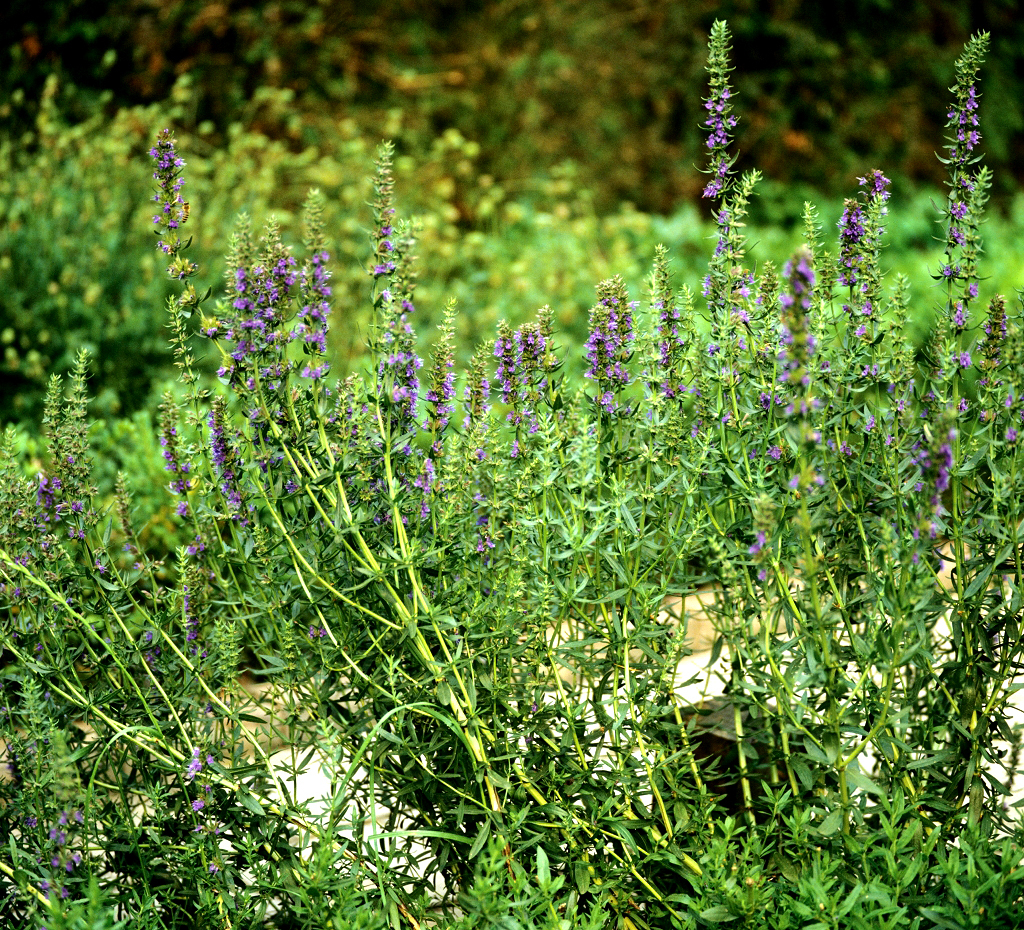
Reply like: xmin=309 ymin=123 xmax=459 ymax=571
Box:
xmin=2 ymin=21 xmax=1024 ymax=930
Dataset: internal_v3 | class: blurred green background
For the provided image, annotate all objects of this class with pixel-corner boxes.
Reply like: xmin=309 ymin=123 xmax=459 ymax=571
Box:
xmin=2 ymin=0 xmax=1023 ymax=431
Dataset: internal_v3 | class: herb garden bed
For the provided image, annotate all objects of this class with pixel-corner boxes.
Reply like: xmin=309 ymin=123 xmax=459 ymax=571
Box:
xmin=3 ymin=20 xmax=1024 ymax=930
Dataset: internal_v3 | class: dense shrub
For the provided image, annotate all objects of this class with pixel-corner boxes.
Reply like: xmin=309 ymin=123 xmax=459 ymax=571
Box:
xmin=2 ymin=23 xmax=1024 ymax=928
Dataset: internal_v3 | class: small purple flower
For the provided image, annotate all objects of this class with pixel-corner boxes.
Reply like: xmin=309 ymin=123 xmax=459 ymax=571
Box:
xmin=186 ymin=747 xmax=203 ymax=781
xmin=858 ymin=169 xmax=891 ymax=202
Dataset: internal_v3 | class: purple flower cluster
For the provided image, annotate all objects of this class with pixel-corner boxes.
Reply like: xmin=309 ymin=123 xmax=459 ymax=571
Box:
xmin=379 ymin=313 xmax=422 ymax=426
xmin=778 ymin=248 xmax=817 ymax=418
xmin=492 ymin=318 xmax=551 ymax=440
xmin=858 ymin=169 xmax=892 ymax=203
xmin=837 ymin=170 xmax=890 ymax=302
xmin=34 ymin=809 xmax=84 ymax=902
xmin=947 ymin=85 xmax=981 ymax=185
xmin=837 ymin=200 xmax=866 ymax=289
xmin=150 ymin=129 xmax=189 ymax=258
xmin=297 ymin=249 xmax=333 ymax=381
xmin=494 ymin=321 xmax=524 ymax=424
xmin=413 ymin=455 xmax=438 ymax=520
xmin=911 ymin=424 xmax=957 ymax=537
xmin=219 ymin=240 xmax=299 ymax=388
xmin=517 ymin=322 xmax=548 ymax=426
xmin=186 ymin=746 xmax=216 ymax=782
xmin=208 ymin=397 xmax=248 ymax=524
xmin=159 ymin=400 xmax=192 ymax=516
xmin=584 ymin=277 xmax=634 ymax=414
xmin=473 ymin=493 xmax=496 ymax=562
xmin=371 ymin=216 xmax=397 ymax=279
xmin=35 ymin=474 xmax=63 ymax=528
xmin=780 ymin=249 xmax=815 ymax=315
xmin=701 ymin=21 xmax=737 ymax=202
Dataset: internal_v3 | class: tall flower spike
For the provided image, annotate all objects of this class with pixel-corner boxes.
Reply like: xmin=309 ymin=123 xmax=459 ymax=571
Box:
xmin=700 ymin=21 xmax=759 ymax=319
xmin=516 ymin=320 xmax=547 ymax=433
xmin=297 ymin=189 xmax=333 ymax=381
xmin=945 ymin=33 xmax=989 ymax=187
xmin=150 ymin=129 xmax=187 ymax=254
xmin=585 ymin=276 xmax=634 ymax=415
xmin=978 ymin=293 xmax=1008 ymax=424
xmin=649 ymin=245 xmax=687 ymax=401
xmin=370 ymin=142 xmax=398 ymax=281
xmin=159 ymin=394 xmax=192 ymax=516
xmin=938 ymin=32 xmax=990 ymax=319
xmin=208 ymin=395 xmax=248 ymax=524
xmin=779 ymin=248 xmax=816 ymax=418
xmin=150 ymin=129 xmax=197 ymax=283
xmin=701 ymin=20 xmax=737 ymax=204
xmin=425 ymin=301 xmax=457 ymax=444
xmin=494 ymin=320 xmax=524 ymax=425
xmin=463 ymin=342 xmax=492 ymax=430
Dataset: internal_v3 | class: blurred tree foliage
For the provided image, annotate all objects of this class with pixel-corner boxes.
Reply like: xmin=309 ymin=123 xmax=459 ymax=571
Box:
xmin=3 ymin=0 xmax=1023 ymax=215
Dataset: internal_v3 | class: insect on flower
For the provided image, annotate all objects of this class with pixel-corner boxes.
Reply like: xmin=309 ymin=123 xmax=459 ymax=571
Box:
xmin=181 ymin=202 xmax=190 ymax=224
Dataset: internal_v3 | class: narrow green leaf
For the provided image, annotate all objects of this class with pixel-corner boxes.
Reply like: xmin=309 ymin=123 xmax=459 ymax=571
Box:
xmin=536 ymin=845 xmax=550 ymax=888
xmin=698 ymin=905 xmax=738 ymax=924
xmin=817 ymin=808 xmax=843 ymax=836
xmin=918 ymin=907 xmax=965 ymax=930
xmin=574 ymin=861 xmax=591 ymax=894
xmin=845 ymin=767 xmax=883 ymax=796
xmin=469 ymin=819 xmax=491 ymax=859
xmin=237 ymin=791 xmax=264 ymax=817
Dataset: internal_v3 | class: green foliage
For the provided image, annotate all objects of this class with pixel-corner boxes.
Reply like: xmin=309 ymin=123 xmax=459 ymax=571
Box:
xmin=5 ymin=75 xmax=1024 ymax=430
xmin=4 ymin=1 xmax=1024 ymax=212
xmin=3 ymin=20 xmax=1024 ymax=930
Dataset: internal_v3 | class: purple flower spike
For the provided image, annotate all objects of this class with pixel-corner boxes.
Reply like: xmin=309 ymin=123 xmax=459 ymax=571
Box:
xmin=495 ymin=320 xmax=524 ymax=425
xmin=584 ymin=276 xmax=634 ymax=415
xmin=701 ymin=21 xmax=738 ymax=203
xmin=837 ymin=199 xmax=866 ymax=288
xmin=149 ymin=129 xmax=196 ymax=281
